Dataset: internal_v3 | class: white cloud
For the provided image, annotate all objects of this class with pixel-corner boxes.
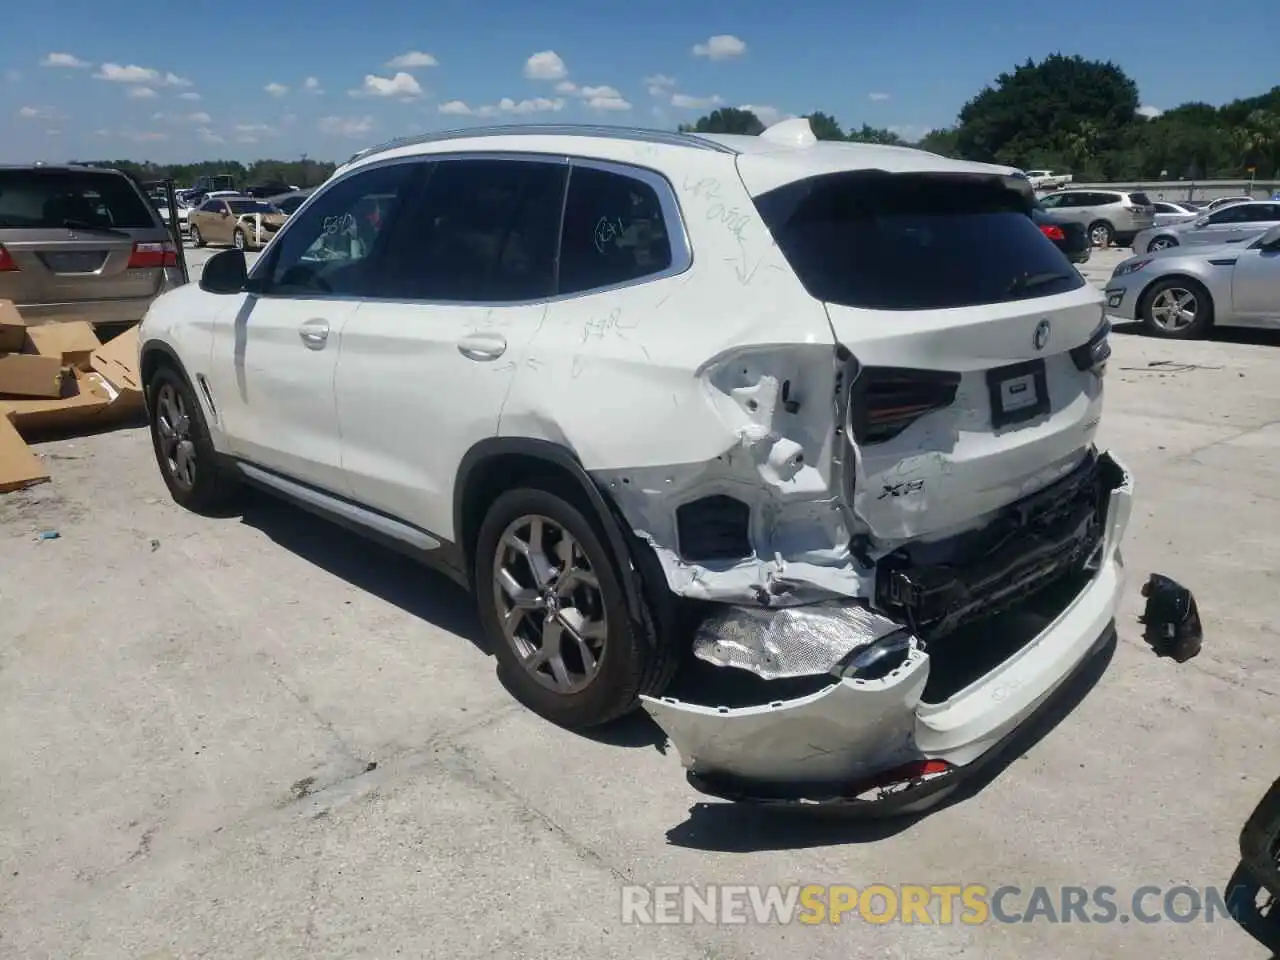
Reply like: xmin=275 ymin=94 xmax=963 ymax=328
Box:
xmin=197 ymin=127 xmax=224 ymax=144
xmin=579 ymin=85 xmax=622 ymax=100
xmin=303 ymin=76 xmax=322 ymax=93
xmin=887 ymin=124 xmax=931 ymax=141
xmin=524 ymin=50 xmax=567 ymax=80
xmin=282 ymin=113 xmax=297 ymax=125
xmin=438 ymin=99 xmax=473 ymax=115
xmin=95 ymin=63 xmax=160 ymax=83
xmin=318 ymin=114 xmax=375 ymax=137
xmin=350 ymin=72 xmax=423 ymax=99
xmin=17 ymin=105 xmax=50 ymax=119
xmin=127 ymin=86 xmax=158 ymax=99
xmin=385 ymin=51 xmax=438 ymax=69
xmin=587 ymin=94 xmax=631 ymax=111
xmin=740 ymin=103 xmax=781 ymax=125
xmin=162 ymin=72 xmax=192 ymax=87
xmin=234 ymin=122 xmax=273 ymax=135
xmin=4 ymin=70 xmax=21 ymax=82
xmin=186 ymin=111 xmax=212 ymax=124
xmin=1137 ymin=104 xmax=1163 ymax=119
xmin=264 ymin=82 xmax=288 ymax=97
xmin=868 ymin=92 xmax=890 ymax=102
xmin=178 ymin=91 xmax=201 ymax=101
xmin=40 ymin=52 xmax=89 ymax=69
xmin=691 ymin=35 xmax=746 ymax=60
xmin=556 ymin=80 xmax=578 ymax=94
xmin=671 ymin=92 xmax=722 ymax=109
xmin=644 ymin=74 xmax=676 ymax=97
xmin=498 ymin=96 xmax=564 ymax=115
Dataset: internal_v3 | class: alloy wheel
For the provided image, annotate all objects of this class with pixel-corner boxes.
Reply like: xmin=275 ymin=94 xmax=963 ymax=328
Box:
xmin=1150 ymin=238 xmax=1176 ymax=252
xmin=1149 ymin=287 xmax=1200 ymax=333
xmin=155 ymin=383 xmax=197 ymax=489
xmin=492 ymin=514 xmax=608 ymax=695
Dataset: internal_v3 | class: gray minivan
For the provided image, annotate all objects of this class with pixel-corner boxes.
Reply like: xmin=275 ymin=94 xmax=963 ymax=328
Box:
xmin=0 ymin=164 xmax=184 ymax=326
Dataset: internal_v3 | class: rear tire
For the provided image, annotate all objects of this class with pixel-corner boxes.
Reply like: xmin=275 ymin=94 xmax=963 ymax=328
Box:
xmin=1088 ymin=221 xmax=1114 ymax=247
xmin=1140 ymin=277 xmax=1213 ymax=340
xmin=147 ymin=366 xmax=241 ymax=514
xmin=474 ymin=484 xmax=662 ymax=729
xmin=1147 ymin=236 xmax=1178 ymax=253
xmin=190 ymin=225 xmax=205 ymax=248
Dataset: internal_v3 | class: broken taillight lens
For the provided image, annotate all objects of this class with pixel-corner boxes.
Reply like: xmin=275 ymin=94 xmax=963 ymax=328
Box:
xmin=0 ymin=244 xmax=17 ymax=272
xmin=849 ymin=367 xmax=962 ymax=444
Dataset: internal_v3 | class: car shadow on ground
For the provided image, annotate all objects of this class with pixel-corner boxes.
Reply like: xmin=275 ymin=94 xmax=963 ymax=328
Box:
xmin=236 ymin=490 xmax=489 ymax=656
xmin=1110 ymin=320 xmax=1280 ymax=347
xmin=663 ymin=628 xmax=1118 ymax=853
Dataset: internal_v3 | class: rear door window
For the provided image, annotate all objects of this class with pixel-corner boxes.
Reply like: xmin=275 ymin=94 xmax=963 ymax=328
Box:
xmin=0 ymin=168 xmax=156 ymax=229
xmin=1128 ymin=192 xmax=1153 ymax=206
xmin=753 ymin=172 xmax=1085 ymax=310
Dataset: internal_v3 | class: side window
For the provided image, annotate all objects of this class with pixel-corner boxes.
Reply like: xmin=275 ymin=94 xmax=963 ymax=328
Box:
xmin=375 ymin=158 xmax=567 ymax=302
xmin=1246 ymin=204 xmax=1280 ymax=222
xmin=1210 ymin=205 xmax=1249 ymax=224
xmin=1039 ymin=194 xmax=1063 ymax=209
xmin=558 ymin=164 xmax=674 ymax=295
xmin=261 ymin=162 xmax=418 ymax=297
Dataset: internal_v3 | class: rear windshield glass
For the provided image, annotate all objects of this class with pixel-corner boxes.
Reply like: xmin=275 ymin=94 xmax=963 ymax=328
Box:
xmin=275 ymin=195 xmax=308 ymax=214
xmin=1128 ymin=192 xmax=1153 ymax=206
xmin=753 ymin=172 xmax=1084 ymax=310
xmin=0 ymin=169 xmax=156 ymax=229
xmin=227 ymin=200 xmax=278 ymax=214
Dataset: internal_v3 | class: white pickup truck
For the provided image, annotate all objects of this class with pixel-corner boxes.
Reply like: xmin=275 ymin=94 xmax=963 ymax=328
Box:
xmin=1025 ymin=169 xmax=1073 ymax=190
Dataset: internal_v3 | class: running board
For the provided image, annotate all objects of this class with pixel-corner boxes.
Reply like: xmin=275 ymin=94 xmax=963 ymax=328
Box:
xmin=236 ymin=462 xmax=441 ymax=553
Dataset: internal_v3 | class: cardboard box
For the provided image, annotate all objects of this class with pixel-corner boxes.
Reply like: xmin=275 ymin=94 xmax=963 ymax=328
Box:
xmin=0 ymin=412 xmax=49 ymax=493
xmin=89 ymin=325 xmax=143 ymax=414
xmin=24 ymin=320 xmax=102 ymax=369
xmin=1 ymin=368 xmax=114 ymax=434
xmin=0 ymin=300 xmax=25 ymax=353
xmin=0 ymin=352 xmax=64 ymax=398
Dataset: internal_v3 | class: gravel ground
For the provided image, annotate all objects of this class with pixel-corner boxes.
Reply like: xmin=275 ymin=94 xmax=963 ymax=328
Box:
xmin=1 ymin=245 xmax=1277 ymax=958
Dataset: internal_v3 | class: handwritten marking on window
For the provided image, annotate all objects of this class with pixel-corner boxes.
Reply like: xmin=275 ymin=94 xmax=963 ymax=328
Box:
xmin=593 ymin=216 xmax=626 ymax=253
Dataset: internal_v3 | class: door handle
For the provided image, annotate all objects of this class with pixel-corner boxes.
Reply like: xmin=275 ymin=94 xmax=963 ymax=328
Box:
xmin=457 ymin=331 xmax=508 ymax=362
xmin=299 ymin=318 xmax=329 ymax=350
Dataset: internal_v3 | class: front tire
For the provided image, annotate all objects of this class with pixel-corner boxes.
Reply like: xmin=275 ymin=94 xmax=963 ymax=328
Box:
xmin=1140 ymin=277 xmax=1213 ymax=339
xmin=147 ymin=366 xmax=241 ymax=514
xmin=190 ymin=225 xmax=205 ymax=247
xmin=474 ymin=485 xmax=658 ymax=728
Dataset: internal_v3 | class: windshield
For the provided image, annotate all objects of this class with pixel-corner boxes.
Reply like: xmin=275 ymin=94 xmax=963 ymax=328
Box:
xmin=275 ymin=195 xmax=309 ymax=214
xmin=753 ymin=171 xmax=1084 ymax=310
xmin=227 ymin=199 xmax=280 ymax=215
xmin=0 ymin=169 xmax=156 ymax=229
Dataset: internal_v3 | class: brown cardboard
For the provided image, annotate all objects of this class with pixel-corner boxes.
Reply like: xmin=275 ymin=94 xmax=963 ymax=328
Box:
xmin=0 ymin=352 xmax=64 ymax=398
xmin=0 ymin=413 xmax=49 ymax=493
xmin=24 ymin=320 xmax=102 ymax=369
xmin=1 ymin=368 xmax=113 ymax=434
xmin=0 ymin=300 xmax=25 ymax=353
xmin=89 ymin=325 xmax=143 ymax=413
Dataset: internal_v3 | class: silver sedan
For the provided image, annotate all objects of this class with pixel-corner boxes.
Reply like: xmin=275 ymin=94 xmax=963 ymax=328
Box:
xmin=1133 ymin=200 xmax=1280 ymax=254
xmin=1103 ymin=225 xmax=1280 ymax=338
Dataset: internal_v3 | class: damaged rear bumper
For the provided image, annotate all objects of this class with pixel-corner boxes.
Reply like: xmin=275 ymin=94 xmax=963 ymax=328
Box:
xmin=641 ymin=450 xmax=1132 ymax=809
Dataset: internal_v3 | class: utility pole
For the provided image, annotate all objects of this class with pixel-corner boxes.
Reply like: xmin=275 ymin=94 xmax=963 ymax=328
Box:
xmin=300 ymin=153 xmax=309 ymax=188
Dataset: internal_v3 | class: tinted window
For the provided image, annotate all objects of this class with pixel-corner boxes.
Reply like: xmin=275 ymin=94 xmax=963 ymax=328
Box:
xmin=227 ymin=199 xmax=278 ymax=215
xmin=753 ymin=172 xmax=1084 ymax=311
xmin=0 ymin=169 xmax=156 ymax=229
xmin=1245 ymin=203 xmax=1280 ymax=222
xmin=375 ymin=158 xmax=566 ymax=302
xmin=275 ymin=195 xmax=308 ymax=214
xmin=1153 ymin=203 xmax=1177 ymax=214
xmin=558 ymin=165 xmax=673 ymax=295
xmin=1210 ymin=205 xmax=1251 ymax=224
xmin=1039 ymin=194 xmax=1064 ymax=209
xmin=1128 ymin=192 xmax=1152 ymax=206
xmin=260 ymin=161 xmax=418 ymax=297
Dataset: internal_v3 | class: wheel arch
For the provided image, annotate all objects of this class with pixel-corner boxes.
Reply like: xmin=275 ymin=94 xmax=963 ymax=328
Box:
xmin=454 ymin=437 xmax=658 ymax=632
xmin=139 ymin=338 xmax=190 ymax=409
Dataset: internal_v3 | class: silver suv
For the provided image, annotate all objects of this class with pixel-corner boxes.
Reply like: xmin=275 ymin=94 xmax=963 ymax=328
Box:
xmin=0 ymin=164 xmax=183 ymax=326
xmin=1038 ymin=189 xmax=1156 ymax=247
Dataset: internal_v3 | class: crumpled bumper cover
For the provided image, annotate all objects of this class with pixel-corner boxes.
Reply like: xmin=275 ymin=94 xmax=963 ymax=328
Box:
xmin=641 ymin=450 xmax=1133 ymax=807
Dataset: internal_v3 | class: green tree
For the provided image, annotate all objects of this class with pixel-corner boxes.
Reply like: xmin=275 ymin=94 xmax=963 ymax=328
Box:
xmin=846 ymin=124 xmax=905 ymax=146
xmin=804 ymin=111 xmax=845 ymax=141
xmin=914 ymin=127 xmax=960 ymax=157
xmin=955 ymin=54 xmax=1139 ymax=171
xmin=678 ymin=107 xmax=764 ymax=136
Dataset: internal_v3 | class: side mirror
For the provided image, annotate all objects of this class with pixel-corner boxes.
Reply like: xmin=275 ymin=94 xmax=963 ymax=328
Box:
xmin=199 ymin=248 xmax=248 ymax=295
xmin=1192 ymin=218 xmax=1210 ymax=228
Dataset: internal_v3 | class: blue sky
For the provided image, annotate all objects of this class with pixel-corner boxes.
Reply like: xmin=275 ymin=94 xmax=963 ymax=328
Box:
xmin=1 ymin=0 xmax=1275 ymax=163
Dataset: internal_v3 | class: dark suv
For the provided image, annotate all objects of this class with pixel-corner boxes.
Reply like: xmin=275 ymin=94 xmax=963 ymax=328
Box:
xmin=0 ymin=164 xmax=182 ymax=326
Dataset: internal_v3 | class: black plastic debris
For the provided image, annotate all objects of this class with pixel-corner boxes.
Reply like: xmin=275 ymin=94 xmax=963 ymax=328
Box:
xmin=1139 ymin=573 xmax=1203 ymax=663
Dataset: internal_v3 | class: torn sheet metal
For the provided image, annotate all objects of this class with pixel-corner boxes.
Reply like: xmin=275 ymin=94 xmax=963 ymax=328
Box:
xmin=693 ymin=600 xmax=905 ymax=680
xmin=642 ymin=639 xmax=929 ymax=785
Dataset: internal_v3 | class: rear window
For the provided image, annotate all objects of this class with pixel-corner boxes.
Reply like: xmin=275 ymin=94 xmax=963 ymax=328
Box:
xmin=753 ymin=172 xmax=1084 ymax=310
xmin=0 ymin=169 xmax=156 ymax=229
xmin=1127 ymin=192 xmax=1153 ymax=206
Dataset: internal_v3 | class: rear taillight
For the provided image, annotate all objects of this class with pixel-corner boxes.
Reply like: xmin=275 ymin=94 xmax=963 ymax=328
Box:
xmin=128 ymin=241 xmax=178 ymax=269
xmin=0 ymin=245 xmax=17 ymax=272
xmin=850 ymin=367 xmax=962 ymax=444
xmin=1070 ymin=319 xmax=1112 ymax=377
xmin=1040 ymin=224 xmax=1066 ymax=241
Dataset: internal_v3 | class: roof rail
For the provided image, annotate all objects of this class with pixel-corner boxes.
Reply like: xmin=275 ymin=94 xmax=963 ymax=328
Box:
xmin=346 ymin=123 xmax=739 ymax=164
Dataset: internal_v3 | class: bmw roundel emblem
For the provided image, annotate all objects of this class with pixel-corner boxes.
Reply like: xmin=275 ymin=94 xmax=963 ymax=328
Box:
xmin=1033 ymin=319 xmax=1051 ymax=351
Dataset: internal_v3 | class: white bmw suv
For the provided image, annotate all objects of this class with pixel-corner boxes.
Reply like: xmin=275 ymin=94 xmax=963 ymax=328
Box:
xmin=138 ymin=118 xmax=1131 ymax=809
